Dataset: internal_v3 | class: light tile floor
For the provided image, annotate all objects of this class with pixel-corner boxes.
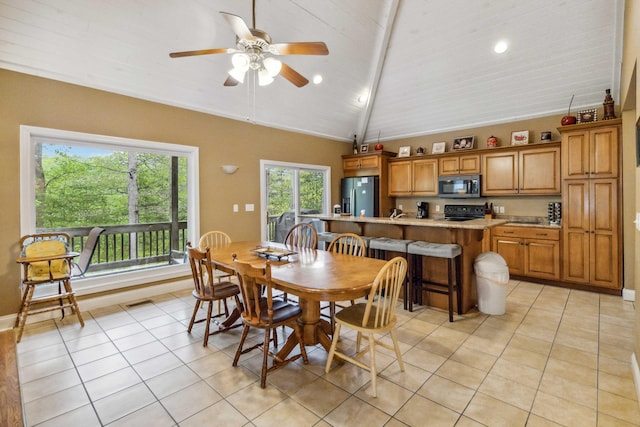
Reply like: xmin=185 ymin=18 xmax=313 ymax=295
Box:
xmin=16 ymin=279 xmax=640 ymax=426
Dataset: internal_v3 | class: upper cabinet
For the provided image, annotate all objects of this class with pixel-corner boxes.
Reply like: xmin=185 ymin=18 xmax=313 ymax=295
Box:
xmin=438 ymin=153 xmax=480 ymax=175
xmin=343 ymin=151 xmax=395 ymax=177
xmin=561 ymin=122 xmax=619 ymax=179
xmin=481 ymin=144 xmax=561 ymax=196
xmin=388 ymin=158 xmax=438 ymax=196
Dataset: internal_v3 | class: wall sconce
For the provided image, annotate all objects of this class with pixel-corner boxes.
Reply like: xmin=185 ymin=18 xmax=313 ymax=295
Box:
xmin=221 ymin=165 xmax=239 ymax=174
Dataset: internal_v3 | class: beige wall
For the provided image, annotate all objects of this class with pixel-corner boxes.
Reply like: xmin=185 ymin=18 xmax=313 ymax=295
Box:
xmin=0 ymin=69 xmax=351 ymax=317
xmin=620 ymin=0 xmax=640 ymax=386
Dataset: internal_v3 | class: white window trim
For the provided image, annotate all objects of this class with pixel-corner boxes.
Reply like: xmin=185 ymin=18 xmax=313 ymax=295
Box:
xmin=259 ymin=159 xmax=331 ymax=241
xmin=19 ymin=125 xmax=200 ymax=295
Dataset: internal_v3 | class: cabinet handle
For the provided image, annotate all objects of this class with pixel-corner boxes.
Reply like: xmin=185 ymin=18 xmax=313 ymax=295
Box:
xmin=504 ymin=231 xmax=515 ymax=234
xmin=535 ymin=233 xmax=548 ymax=237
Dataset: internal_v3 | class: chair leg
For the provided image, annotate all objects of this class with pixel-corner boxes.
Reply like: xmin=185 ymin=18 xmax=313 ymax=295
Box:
xmin=325 ymin=323 xmax=341 ymax=373
xmin=15 ymin=285 xmax=35 ymax=343
xmin=62 ymin=280 xmax=84 ymax=327
xmin=187 ymin=300 xmax=201 ymax=333
xmin=260 ymin=328 xmax=271 ymax=388
xmin=233 ymin=324 xmax=251 ymax=367
xmin=329 ymin=302 xmax=336 ymax=334
xmin=447 ymin=259 xmax=454 ymax=322
xmin=389 ymin=328 xmax=405 ymax=372
xmin=455 ymin=255 xmax=462 ymax=315
xmin=203 ymin=300 xmax=214 ymax=347
xmin=368 ymin=332 xmax=377 ymax=398
xmin=292 ymin=321 xmax=309 ymax=364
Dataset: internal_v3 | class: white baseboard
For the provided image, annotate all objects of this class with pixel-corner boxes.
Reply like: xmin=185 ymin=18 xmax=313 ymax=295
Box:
xmin=622 ymin=288 xmax=635 ymax=301
xmin=0 ymin=279 xmax=192 ymax=331
xmin=633 ymin=353 xmax=640 ymax=410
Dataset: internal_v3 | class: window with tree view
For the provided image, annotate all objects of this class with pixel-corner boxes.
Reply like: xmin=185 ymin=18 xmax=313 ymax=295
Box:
xmin=21 ymin=126 xmax=199 ymax=288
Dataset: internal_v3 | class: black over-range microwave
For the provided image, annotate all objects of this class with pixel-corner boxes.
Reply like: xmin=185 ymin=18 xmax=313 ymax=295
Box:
xmin=438 ymin=174 xmax=481 ymax=198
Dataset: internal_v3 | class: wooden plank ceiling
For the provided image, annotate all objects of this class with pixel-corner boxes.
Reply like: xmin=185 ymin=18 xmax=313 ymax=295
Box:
xmin=0 ymin=0 xmax=623 ymax=143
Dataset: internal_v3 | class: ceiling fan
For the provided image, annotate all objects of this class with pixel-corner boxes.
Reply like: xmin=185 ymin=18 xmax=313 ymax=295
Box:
xmin=169 ymin=0 xmax=329 ymax=87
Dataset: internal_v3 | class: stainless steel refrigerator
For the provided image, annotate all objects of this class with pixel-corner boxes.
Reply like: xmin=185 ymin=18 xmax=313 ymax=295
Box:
xmin=340 ymin=176 xmax=379 ymax=217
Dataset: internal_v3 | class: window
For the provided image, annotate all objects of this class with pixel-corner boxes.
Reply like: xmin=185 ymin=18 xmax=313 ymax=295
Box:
xmin=20 ymin=126 xmax=200 ymax=294
xmin=260 ymin=160 xmax=330 ymax=242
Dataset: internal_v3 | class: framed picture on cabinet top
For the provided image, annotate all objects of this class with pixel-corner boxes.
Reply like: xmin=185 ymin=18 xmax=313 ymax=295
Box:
xmin=398 ymin=146 xmax=411 ymax=157
xmin=510 ymin=130 xmax=529 ymax=145
xmin=359 ymin=144 xmax=369 ymax=153
xmin=577 ymin=109 xmax=597 ymax=123
xmin=432 ymin=141 xmax=446 ymax=154
xmin=452 ymin=136 xmax=475 ymax=151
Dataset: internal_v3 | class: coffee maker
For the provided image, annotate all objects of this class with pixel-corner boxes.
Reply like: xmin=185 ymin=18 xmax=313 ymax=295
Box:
xmin=416 ymin=202 xmax=428 ymax=219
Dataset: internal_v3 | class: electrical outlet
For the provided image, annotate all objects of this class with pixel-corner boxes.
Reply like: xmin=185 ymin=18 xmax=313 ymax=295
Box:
xmin=233 ymin=204 xmax=239 ymax=213
xmin=245 ymin=204 xmax=254 ymax=212
xmin=436 ymin=205 xmax=440 ymax=212
xmin=399 ymin=204 xmax=403 ymax=211
xmin=499 ymin=206 xmax=505 ymax=214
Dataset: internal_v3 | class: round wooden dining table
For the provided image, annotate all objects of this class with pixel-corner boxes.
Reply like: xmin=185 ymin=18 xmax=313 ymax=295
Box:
xmin=207 ymin=241 xmax=388 ymax=360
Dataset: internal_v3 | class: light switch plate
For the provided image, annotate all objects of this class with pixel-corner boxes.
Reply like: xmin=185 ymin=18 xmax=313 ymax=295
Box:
xmin=636 ymin=212 xmax=640 ymax=231
xmin=245 ymin=204 xmax=254 ymax=212
xmin=233 ymin=204 xmax=239 ymax=213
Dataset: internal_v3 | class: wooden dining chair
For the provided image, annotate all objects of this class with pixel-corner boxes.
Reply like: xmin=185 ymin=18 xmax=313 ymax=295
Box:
xmin=284 ymin=222 xmax=317 ymax=249
xmin=186 ymin=243 xmax=242 ymax=347
xmin=199 ymin=231 xmax=233 ymax=314
xmin=232 ymin=257 xmax=309 ymax=388
xmin=15 ymin=233 xmax=84 ymax=342
xmin=323 ymin=233 xmax=367 ymax=332
xmin=325 ymin=256 xmax=407 ymax=397
xmin=281 ymin=223 xmax=317 ymax=303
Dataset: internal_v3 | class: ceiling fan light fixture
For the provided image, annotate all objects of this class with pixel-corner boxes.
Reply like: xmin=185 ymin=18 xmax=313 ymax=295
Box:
xmin=231 ymin=53 xmax=250 ymax=69
xmin=228 ymin=67 xmax=247 ymax=83
xmin=263 ymin=57 xmax=282 ymax=77
xmin=258 ymin=67 xmax=274 ymax=86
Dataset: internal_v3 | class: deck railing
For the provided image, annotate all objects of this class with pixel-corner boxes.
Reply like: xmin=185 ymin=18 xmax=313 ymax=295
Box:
xmin=38 ymin=222 xmax=188 ymax=276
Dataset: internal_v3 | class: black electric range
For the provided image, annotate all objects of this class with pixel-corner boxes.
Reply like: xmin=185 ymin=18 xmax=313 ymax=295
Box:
xmin=443 ymin=204 xmax=486 ymax=221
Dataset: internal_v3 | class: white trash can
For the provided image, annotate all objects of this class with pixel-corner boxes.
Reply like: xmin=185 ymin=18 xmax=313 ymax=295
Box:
xmin=474 ymin=252 xmax=509 ymax=315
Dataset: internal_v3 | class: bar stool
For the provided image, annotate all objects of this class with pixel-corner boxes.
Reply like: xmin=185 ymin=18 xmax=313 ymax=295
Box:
xmin=407 ymin=241 xmax=462 ymax=322
xmin=368 ymin=237 xmax=413 ymax=260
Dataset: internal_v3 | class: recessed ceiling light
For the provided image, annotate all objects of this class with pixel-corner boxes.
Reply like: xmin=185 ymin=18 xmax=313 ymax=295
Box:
xmin=494 ymin=40 xmax=508 ymax=54
xmin=313 ymin=74 xmax=323 ymax=84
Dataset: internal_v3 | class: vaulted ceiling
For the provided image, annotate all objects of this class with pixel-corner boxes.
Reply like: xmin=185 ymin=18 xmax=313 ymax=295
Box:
xmin=0 ymin=0 xmax=623 ymax=143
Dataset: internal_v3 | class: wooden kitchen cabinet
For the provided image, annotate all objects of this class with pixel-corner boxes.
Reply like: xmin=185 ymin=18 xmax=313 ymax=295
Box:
xmin=562 ymin=178 xmax=619 ymax=288
xmin=388 ymin=160 xmax=412 ymax=196
xmin=481 ymin=144 xmax=560 ymax=196
xmin=492 ymin=226 xmax=561 ymax=280
xmin=438 ymin=154 xmax=480 ymax=175
xmin=388 ymin=158 xmax=438 ymax=196
xmin=562 ymin=122 xmax=619 ymax=179
xmin=559 ymin=120 xmax=621 ymax=290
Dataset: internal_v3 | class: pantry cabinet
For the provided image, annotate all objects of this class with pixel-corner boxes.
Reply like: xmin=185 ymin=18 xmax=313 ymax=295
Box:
xmin=559 ymin=120 xmax=621 ymax=290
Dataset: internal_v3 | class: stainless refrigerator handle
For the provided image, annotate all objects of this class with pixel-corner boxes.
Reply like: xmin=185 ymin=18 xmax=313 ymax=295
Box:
xmin=351 ymin=188 xmax=355 ymax=216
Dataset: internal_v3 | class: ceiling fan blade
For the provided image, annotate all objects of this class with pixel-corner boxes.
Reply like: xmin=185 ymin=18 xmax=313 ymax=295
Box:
xmin=169 ymin=48 xmax=235 ymax=58
xmin=271 ymin=42 xmax=329 ymax=56
xmin=220 ymin=12 xmax=255 ymax=41
xmin=224 ymin=75 xmax=240 ymax=86
xmin=279 ymin=63 xmax=309 ymax=87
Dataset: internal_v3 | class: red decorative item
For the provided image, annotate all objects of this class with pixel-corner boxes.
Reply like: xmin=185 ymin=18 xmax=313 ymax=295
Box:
xmin=561 ymin=94 xmax=576 ymax=126
xmin=487 ymin=136 xmax=498 ymax=148
xmin=374 ymin=143 xmax=383 ymax=150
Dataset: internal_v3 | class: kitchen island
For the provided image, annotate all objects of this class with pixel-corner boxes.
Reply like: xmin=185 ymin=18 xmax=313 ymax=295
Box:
xmin=302 ymin=214 xmax=509 ymax=314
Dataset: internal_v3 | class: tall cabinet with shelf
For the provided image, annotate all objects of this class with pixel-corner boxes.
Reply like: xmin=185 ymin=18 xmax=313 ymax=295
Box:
xmin=559 ymin=119 xmax=621 ymax=290
xmin=342 ymin=151 xmax=395 ymax=216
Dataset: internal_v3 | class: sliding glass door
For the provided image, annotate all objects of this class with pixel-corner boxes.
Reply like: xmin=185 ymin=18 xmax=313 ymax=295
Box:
xmin=260 ymin=160 xmax=330 ymax=242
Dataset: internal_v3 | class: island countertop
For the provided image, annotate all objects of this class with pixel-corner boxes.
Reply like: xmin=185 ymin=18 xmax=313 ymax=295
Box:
xmin=300 ymin=214 xmax=510 ymax=230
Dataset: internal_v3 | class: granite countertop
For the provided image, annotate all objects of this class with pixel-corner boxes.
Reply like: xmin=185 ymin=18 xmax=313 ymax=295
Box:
xmin=300 ymin=214 xmax=509 ymax=230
